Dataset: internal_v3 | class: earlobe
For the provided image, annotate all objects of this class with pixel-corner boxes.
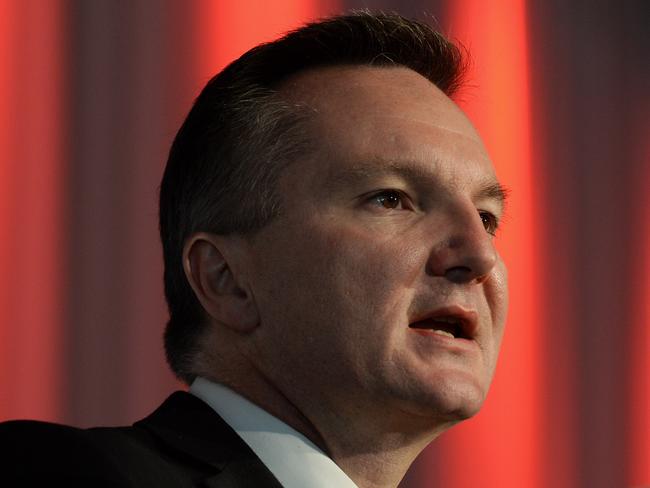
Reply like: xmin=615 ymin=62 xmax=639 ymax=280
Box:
xmin=183 ymin=233 xmax=259 ymax=333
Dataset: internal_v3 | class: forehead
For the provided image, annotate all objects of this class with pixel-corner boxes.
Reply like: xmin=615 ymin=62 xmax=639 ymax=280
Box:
xmin=278 ymin=65 xmax=496 ymax=192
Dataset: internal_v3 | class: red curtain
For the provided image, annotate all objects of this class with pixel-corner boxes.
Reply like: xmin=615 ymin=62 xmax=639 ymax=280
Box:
xmin=0 ymin=1 xmax=647 ymax=486
xmin=0 ymin=0 xmax=66 ymax=422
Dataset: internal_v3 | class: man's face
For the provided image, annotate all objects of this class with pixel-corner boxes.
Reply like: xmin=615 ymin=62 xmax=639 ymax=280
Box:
xmin=243 ymin=66 xmax=508 ymax=427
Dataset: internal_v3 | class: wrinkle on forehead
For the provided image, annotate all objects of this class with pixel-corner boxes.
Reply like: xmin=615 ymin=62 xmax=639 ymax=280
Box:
xmin=372 ymin=115 xmax=485 ymax=147
xmin=280 ymin=65 xmax=484 ymax=147
xmin=369 ymin=115 xmax=487 ymax=153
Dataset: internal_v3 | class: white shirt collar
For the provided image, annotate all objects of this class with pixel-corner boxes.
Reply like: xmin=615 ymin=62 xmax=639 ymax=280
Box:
xmin=190 ymin=377 xmax=358 ymax=488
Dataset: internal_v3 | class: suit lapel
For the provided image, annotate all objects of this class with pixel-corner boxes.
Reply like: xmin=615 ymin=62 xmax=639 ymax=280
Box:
xmin=201 ymin=453 xmax=284 ymax=488
xmin=135 ymin=391 xmax=282 ymax=487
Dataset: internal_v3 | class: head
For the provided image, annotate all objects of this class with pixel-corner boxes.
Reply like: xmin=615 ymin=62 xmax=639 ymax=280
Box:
xmin=160 ymin=12 xmax=508 ymax=426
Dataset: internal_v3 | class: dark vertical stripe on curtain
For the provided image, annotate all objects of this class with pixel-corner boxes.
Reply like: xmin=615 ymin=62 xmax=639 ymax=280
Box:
xmin=66 ymin=0 xmax=132 ymax=425
xmin=528 ymin=1 xmax=649 ymax=487
xmin=65 ymin=0 xmax=179 ymax=427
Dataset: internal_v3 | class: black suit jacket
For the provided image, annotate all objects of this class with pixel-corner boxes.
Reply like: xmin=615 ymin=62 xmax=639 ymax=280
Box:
xmin=0 ymin=391 xmax=283 ymax=487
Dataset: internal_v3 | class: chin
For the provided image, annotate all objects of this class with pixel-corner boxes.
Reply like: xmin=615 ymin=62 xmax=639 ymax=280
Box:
xmin=399 ymin=374 xmax=489 ymax=423
xmin=430 ymin=394 xmax=484 ymax=423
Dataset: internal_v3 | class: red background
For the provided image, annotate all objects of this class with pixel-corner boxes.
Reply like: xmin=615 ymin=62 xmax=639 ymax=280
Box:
xmin=1 ymin=1 xmax=648 ymax=486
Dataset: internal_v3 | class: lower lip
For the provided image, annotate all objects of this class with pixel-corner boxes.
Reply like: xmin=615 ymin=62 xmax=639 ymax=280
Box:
xmin=409 ymin=328 xmax=479 ymax=352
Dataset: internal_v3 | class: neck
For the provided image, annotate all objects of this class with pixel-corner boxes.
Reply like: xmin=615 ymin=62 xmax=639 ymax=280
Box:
xmin=310 ymin=401 xmax=452 ymax=488
xmin=196 ymin=331 xmax=452 ymax=488
xmin=200 ymin=365 xmax=450 ymax=488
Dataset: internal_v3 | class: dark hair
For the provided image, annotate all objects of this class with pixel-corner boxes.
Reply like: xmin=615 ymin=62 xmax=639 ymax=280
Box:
xmin=159 ymin=11 xmax=467 ymax=383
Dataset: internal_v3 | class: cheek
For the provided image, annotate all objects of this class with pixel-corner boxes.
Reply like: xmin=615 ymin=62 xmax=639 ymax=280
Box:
xmin=254 ymin=221 xmax=425 ymax=358
xmin=488 ymin=258 xmax=509 ymax=330
xmin=317 ymin=224 xmax=423 ymax=314
xmin=483 ymin=257 xmax=509 ymax=370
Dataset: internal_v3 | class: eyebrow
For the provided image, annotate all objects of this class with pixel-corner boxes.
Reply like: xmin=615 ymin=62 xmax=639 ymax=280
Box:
xmin=475 ymin=181 xmax=510 ymax=213
xmin=326 ymin=159 xmax=510 ymax=212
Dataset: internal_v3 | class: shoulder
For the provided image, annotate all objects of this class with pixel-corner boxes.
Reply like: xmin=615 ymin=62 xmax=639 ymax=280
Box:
xmin=0 ymin=419 xmax=135 ymax=486
xmin=0 ymin=391 xmax=278 ymax=487
xmin=0 ymin=393 xmax=214 ymax=487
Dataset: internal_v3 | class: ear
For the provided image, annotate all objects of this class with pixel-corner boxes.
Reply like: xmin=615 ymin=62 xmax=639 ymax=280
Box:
xmin=182 ymin=232 xmax=259 ymax=333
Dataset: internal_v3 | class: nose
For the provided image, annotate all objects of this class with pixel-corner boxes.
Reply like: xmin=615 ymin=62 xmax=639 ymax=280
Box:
xmin=426 ymin=209 xmax=498 ymax=285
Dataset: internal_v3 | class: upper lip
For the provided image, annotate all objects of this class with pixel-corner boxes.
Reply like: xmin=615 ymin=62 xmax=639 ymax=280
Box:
xmin=408 ymin=305 xmax=479 ymax=340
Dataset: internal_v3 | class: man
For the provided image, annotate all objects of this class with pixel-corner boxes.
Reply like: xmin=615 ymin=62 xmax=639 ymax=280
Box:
xmin=1 ymin=12 xmax=508 ymax=487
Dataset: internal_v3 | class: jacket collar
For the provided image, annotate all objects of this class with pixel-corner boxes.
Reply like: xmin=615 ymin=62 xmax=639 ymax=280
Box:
xmin=134 ymin=391 xmax=282 ymax=487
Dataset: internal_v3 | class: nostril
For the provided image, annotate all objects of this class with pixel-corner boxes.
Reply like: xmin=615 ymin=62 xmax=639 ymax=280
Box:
xmin=444 ymin=266 xmax=474 ymax=284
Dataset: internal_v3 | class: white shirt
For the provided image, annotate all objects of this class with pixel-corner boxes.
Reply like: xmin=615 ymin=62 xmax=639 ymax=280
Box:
xmin=190 ymin=377 xmax=358 ymax=488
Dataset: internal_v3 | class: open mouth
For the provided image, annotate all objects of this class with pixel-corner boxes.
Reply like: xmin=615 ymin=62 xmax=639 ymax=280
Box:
xmin=408 ymin=315 xmax=474 ymax=340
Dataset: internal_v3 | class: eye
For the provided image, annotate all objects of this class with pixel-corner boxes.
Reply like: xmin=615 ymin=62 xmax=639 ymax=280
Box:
xmin=369 ymin=190 xmax=408 ymax=210
xmin=479 ymin=211 xmax=499 ymax=235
